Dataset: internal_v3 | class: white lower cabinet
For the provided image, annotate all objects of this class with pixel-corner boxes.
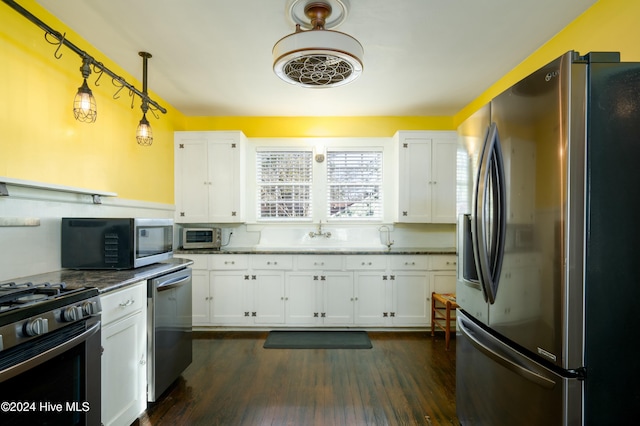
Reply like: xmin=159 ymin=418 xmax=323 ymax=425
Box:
xmin=354 ymin=272 xmax=387 ymax=325
xmin=391 ymin=271 xmax=430 ymax=325
xmin=285 ymin=270 xmax=354 ymax=325
xmin=285 ymin=272 xmax=318 ymax=325
xmin=321 ymin=271 xmax=355 ymax=325
xmin=181 ymin=252 xmax=456 ymax=328
xmin=210 ymin=271 xmax=248 ymax=325
xmin=100 ymin=281 xmax=147 ymax=426
xmin=251 ymin=271 xmax=286 ymax=324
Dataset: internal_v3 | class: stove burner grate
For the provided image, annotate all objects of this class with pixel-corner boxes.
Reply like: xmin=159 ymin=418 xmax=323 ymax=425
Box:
xmin=0 ymin=281 xmax=69 ymax=308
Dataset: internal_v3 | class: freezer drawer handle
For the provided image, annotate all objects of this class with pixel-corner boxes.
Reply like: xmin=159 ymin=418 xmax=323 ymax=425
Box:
xmin=457 ymin=315 xmax=556 ymax=389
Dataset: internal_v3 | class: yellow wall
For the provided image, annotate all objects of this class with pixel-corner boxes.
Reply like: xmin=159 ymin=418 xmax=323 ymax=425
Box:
xmin=186 ymin=116 xmax=453 ymax=138
xmin=454 ymin=0 xmax=640 ymax=126
xmin=0 ymin=0 xmax=186 ymax=204
xmin=2 ymin=0 xmax=637 ymax=204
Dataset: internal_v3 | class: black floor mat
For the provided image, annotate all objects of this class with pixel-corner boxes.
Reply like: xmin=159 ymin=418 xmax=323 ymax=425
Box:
xmin=263 ymin=330 xmax=372 ymax=349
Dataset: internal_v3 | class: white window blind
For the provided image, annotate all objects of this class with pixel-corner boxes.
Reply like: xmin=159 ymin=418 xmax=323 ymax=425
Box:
xmin=327 ymin=150 xmax=383 ymax=219
xmin=257 ymin=150 xmax=313 ymax=219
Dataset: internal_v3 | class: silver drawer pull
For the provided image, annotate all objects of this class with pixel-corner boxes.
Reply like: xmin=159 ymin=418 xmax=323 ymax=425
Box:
xmin=119 ymin=299 xmax=134 ymax=308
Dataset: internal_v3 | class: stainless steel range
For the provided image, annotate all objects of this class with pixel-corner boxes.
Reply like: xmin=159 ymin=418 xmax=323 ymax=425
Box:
xmin=0 ymin=281 xmax=102 ymax=426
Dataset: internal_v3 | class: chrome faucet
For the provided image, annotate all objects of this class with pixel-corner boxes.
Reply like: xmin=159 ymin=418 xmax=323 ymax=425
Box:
xmin=379 ymin=225 xmax=394 ymax=251
xmin=309 ymin=220 xmax=331 ymax=238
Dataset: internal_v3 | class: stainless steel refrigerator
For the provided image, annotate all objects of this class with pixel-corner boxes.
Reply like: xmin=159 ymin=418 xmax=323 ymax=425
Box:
xmin=456 ymin=51 xmax=640 ymax=425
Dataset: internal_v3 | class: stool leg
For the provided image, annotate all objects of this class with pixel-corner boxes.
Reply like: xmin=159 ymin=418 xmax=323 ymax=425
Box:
xmin=445 ymin=301 xmax=451 ymax=350
xmin=431 ymin=293 xmax=436 ymax=336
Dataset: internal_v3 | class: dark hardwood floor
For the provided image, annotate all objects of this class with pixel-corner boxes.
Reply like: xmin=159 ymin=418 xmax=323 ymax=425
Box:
xmin=138 ymin=331 xmax=459 ymax=426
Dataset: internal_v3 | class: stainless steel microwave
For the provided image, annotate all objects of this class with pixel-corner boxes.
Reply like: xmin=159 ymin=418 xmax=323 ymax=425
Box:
xmin=61 ymin=218 xmax=173 ymax=269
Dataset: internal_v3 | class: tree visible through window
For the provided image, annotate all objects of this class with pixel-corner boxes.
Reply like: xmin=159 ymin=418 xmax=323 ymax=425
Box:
xmin=327 ymin=150 xmax=382 ymax=219
xmin=257 ymin=150 xmax=312 ymax=219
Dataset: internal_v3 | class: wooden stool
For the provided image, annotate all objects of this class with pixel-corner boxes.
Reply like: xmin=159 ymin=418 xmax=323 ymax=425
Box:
xmin=431 ymin=292 xmax=459 ymax=350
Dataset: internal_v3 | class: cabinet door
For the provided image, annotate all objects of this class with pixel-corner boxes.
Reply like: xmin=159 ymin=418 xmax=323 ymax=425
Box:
xmin=252 ymin=271 xmax=285 ymax=324
xmin=207 ymin=139 xmax=242 ymax=222
xmin=431 ymin=138 xmax=457 ymax=223
xmin=191 ymin=269 xmax=211 ymax=326
xmin=398 ymin=136 xmax=433 ymax=222
xmin=322 ymin=272 xmax=354 ymax=325
xmin=101 ymin=312 xmax=146 ymax=426
xmin=210 ymin=271 xmax=247 ymax=325
xmin=175 ymin=136 xmax=210 ymax=223
xmin=354 ymin=272 xmax=387 ymax=325
xmin=392 ymin=271 xmax=430 ymax=325
xmin=285 ymin=272 xmax=318 ymax=325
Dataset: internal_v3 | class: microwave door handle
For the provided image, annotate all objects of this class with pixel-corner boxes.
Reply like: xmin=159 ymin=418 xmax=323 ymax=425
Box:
xmin=156 ymin=275 xmax=190 ymax=292
xmin=0 ymin=321 xmax=101 ymax=383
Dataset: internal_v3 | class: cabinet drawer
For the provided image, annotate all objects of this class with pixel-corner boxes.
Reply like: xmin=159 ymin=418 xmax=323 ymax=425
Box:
xmin=251 ymin=255 xmax=293 ymax=270
xmin=345 ymin=255 xmax=388 ymax=270
xmin=174 ymin=254 xmax=208 ymax=270
xmin=101 ymin=282 xmax=146 ymax=325
xmin=429 ymin=255 xmax=457 ymax=270
xmin=210 ymin=255 xmax=249 ymax=270
xmin=296 ymin=255 xmax=343 ymax=270
xmin=390 ymin=255 xmax=429 ymax=270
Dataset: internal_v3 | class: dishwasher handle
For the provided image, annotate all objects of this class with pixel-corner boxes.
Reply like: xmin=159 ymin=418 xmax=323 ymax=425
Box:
xmin=156 ymin=275 xmax=190 ymax=292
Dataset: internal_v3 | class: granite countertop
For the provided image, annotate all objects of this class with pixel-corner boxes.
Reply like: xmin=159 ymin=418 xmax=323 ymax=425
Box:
xmin=175 ymin=247 xmax=457 ymax=255
xmin=1 ymin=258 xmax=193 ymax=295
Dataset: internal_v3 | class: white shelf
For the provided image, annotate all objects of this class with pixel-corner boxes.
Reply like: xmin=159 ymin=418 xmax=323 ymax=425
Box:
xmin=0 ymin=176 xmax=117 ymax=204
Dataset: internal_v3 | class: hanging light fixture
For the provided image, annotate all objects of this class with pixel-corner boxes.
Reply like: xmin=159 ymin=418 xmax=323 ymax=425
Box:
xmin=73 ymin=56 xmax=97 ymax=122
xmin=273 ymin=0 xmax=363 ymax=88
xmin=136 ymin=52 xmax=153 ymax=146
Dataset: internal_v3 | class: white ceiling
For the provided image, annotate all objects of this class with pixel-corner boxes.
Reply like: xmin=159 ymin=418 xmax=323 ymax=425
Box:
xmin=33 ymin=0 xmax=597 ymax=117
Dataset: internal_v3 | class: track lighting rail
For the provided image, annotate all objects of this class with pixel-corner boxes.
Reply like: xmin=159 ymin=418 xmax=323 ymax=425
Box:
xmin=2 ymin=0 xmax=167 ymax=115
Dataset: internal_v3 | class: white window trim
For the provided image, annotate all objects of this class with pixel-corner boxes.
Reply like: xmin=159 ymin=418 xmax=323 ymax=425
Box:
xmin=246 ymin=138 xmax=393 ymax=224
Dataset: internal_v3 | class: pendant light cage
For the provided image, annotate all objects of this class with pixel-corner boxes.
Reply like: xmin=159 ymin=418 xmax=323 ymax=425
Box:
xmin=73 ymin=57 xmax=97 ymax=123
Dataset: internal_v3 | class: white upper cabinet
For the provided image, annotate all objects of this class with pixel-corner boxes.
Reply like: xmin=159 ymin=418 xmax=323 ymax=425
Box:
xmin=394 ymin=131 xmax=457 ymax=223
xmin=174 ymin=131 xmax=246 ymax=223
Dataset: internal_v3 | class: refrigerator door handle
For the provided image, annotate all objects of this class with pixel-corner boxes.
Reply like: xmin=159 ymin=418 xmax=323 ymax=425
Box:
xmin=457 ymin=314 xmax=556 ymax=389
xmin=472 ymin=122 xmax=507 ymax=304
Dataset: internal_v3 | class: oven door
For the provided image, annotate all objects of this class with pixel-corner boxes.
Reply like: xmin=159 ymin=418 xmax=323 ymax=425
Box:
xmin=0 ymin=316 xmax=101 ymax=426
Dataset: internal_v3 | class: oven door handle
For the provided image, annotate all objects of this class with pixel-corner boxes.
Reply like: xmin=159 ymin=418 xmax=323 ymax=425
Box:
xmin=156 ymin=275 xmax=190 ymax=292
xmin=0 ymin=321 xmax=101 ymax=383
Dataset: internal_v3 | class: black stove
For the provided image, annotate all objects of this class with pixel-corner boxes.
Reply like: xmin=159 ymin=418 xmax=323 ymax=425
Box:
xmin=0 ymin=281 xmax=101 ymax=352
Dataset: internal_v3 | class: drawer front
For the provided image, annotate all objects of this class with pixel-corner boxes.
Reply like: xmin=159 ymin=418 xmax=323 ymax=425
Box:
xmin=210 ymin=255 xmax=249 ymax=270
xmin=390 ymin=255 xmax=429 ymax=270
xmin=101 ymin=282 xmax=146 ymax=325
xmin=174 ymin=254 xmax=209 ymax=270
xmin=251 ymin=255 xmax=293 ymax=270
xmin=345 ymin=255 xmax=388 ymax=270
xmin=296 ymin=255 xmax=343 ymax=270
xmin=429 ymin=255 xmax=457 ymax=270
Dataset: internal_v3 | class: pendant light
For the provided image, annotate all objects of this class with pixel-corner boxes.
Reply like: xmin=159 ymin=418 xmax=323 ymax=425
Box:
xmin=136 ymin=52 xmax=153 ymax=146
xmin=73 ymin=56 xmax=97 ymax=123
xmin=273 ymin=0 xmax=363 ymax=88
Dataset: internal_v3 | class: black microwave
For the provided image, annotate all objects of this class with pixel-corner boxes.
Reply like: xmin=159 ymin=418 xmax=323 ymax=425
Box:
xmin=61 ymin=218 xmax=173 ymax=269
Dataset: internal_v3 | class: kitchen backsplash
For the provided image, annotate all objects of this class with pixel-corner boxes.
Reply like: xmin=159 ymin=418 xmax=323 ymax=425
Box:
xmin=1 ymin=182 xmax=456 ymax=281
xmin=179 ymin=222 xmax=456 ymax=251
xmin=0 ymin=183 xmax=173 ymax=281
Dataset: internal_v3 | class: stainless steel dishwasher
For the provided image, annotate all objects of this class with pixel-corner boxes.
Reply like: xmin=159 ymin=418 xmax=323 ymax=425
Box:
xmin=147 ymin=267 xmax=192 ymax=402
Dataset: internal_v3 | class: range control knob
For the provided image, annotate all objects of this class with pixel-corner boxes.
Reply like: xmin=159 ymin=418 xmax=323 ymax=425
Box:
xmin=82 ymin=301 xmax=99 ymax=316
xmin=24 ymin=318 xmax=49 ymax=337
xmin=62 ymin=306 xmax=81 ymax=322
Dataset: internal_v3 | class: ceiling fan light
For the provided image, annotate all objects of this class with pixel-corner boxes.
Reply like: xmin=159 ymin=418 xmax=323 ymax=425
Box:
xmin=273 ymin=29 xmax=363 ymax=88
